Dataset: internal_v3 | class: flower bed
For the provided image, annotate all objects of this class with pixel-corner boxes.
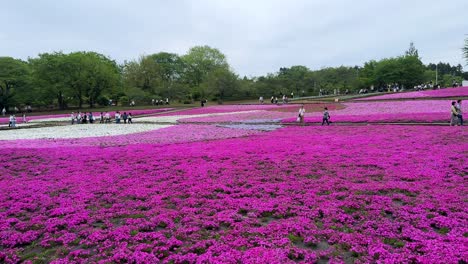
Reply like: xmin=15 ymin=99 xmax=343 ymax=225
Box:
xmin=157 ymin=105 xmax=297 ymax=116
xmin=0 ymin=125 xmax=466 ymax=263
xmin=0 ymin=125 xmax=262 ymax=148
xmin=282 ymin=100 xmax=468 ymax=123
xmin=0 ymin=108 xmax=173 ymax=124
xmin=355 ymin=86 xmax=468 ymax=100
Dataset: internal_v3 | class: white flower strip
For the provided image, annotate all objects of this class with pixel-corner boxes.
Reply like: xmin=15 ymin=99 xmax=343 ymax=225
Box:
xmin=0 ymin=123 xmax=174 ymax=140
xmin=136 ymin=110 xmax=259 ymax=123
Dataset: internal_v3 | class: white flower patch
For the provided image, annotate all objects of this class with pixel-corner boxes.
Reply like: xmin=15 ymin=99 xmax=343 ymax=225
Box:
xmin=0 ymin=123 xmax=174 ymax=140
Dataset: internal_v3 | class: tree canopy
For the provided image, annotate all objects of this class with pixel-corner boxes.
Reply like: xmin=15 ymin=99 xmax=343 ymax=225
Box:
xmin=0 ymin=42 xmax=466 ymax=110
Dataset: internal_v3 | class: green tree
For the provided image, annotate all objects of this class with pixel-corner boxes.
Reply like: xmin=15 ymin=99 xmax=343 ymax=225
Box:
xmin=201 ymin=67 xmax=239 ymax=102
xmin=399 ymin=55 xmax=425 ymax=88
xmin=278 ymin=66 xmax=310 ymax=96
xmin=146 ymin=52 xmax=185 ymax=98
xmin=122 ymin=56 xmax=161 ymax=97
xmin=63 ymin=52 xmax=120 ymax=108
xmin=29 ymin=52 xmax=70 ymax=109
xmin=405 ymin=42 xmax=419 ymax=58
xmin=182 ymin=45 xmax=229 ymax=89
xmin=0 ymin=57 xmax=30 ymax=111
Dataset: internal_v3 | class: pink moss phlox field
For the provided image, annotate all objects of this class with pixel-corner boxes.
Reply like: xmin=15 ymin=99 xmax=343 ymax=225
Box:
xmin=0 ymin=125 xmax=261 ymax=148
xmin=356 ymin=86 xmax=468 ymax=100
xmin=283 ymin=100 xmax=468 ymax=123
xmin=0 ymin=126 xmax=467 ymax=263
xmin=0 ymin=108 xmax=173 ymax=124
xmin=158 ymin=105 xmax=297 ymax=116
xmin=178 ymin=111 xmax=292 ymax=123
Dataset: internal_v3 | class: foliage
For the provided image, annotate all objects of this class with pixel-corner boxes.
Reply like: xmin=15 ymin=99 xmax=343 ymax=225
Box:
xmin=2 ymin=43 xmax=467 ymax=110
xmin=0 ymin=57 xmax=30 ymax=111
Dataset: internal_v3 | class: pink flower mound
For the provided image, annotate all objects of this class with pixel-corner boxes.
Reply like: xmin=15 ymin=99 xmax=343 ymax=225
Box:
xmin=0 ymin=126 xmax=467 ymax=263
xmin=0 ymin=108 xmax=173 ymax=124
xmin=179 ymin=111 xmax=293 ymax=123
xmin=158 ymin=104 xmax=297 ymax=116
xmin=283 ymin=100 xmax=468 ymax=123
xmin=356 ymin=86 xmax=468 ymax=100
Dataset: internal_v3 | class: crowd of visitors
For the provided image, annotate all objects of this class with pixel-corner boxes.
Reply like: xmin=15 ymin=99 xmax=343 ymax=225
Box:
xmin=70 ymin=111 xmax=134 ymax=125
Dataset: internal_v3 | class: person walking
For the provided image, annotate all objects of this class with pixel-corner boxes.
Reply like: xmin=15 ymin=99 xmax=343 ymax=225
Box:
xmin=122 ymin=112 xmax=128 ymax=124
xmin=298 ymin=104 xmax=305 ymax=125
xmin=22 ymin=113 xmax=27 ymax=123
xmin=71 ymin=112 xmax=76 ymax=125
xmin=2 ymin=107 xmax=6 ymax=116
xmin=455 ymin=99 xmax=463 ymax=126
xmin=450 ymin=101 xmax=459 ymax=126
xmin=270 ymin=96 xmax=274 ymax=104
xmin=127 ymin=113 xmax=133 ymax=124
xmin=322 ymin=107 xmax=330 ymax=125
xmin=99 ymin=112 xmax=104 ymax=124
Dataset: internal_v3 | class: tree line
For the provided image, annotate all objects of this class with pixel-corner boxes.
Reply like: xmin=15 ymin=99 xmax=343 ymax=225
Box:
xmin=0 ymin=43 xmax=466 ymax=111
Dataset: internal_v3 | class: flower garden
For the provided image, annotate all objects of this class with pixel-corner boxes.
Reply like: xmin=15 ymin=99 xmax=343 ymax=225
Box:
xmin=0 ymin=97 xmax=467 ymax=263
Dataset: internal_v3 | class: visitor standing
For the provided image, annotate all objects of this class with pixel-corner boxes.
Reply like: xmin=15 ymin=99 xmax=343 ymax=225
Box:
xmin=105 ymin=112 xmax=110 ymax=123
xmin=166 ymin=98 xmax=169 ymax=105
xmin=455 ymin=99 xmax=463 ymax=126
xmin=271 ymin=96 xmax=274 ymax=104
xmin=115 ymin=111 xmax=121 ymax=123
xmin=99 ymin=112 xmax=104 ymax=123
xmin=1 ymin=107 xmax=5 ymax=116
xmin=450 ymin=101 xmax=459 ymax=126
xmin=89 ymin=112 xmax=94 ymax=124
xmin=71 ymin=112 xmax=75 ymax=125
xmin=22 ymin=113 xmax=27 ymax=123
xmin=259 ymin=96 xmax=264 ymax=104
xmin=298 ymin=104 xmax=305 ymax=125
xmin=77 ymin=112 xmax=82 ymax=124
xmin=128 ymin=113 xmax=133 ymax=124
xmin=322 ymin=107 xmax=330 ymax=125
xmin=82 ymin=113 xmax=88 ymax=124
xmin=274 ymin=97 xmax=278 ymax=104
xmin=122 ymin=112 xmax=128 ymax=124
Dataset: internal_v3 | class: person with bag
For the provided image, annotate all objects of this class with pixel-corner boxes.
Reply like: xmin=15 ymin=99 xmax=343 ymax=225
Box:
xmin=322 ymin=107 xmax=330 ymax=125
xmin=297 ymin=104 xmax=305 ymax=125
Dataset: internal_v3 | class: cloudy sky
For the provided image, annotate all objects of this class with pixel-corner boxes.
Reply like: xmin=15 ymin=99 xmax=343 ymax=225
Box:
xmin=2 ymin=0 xmax=467 ymax=76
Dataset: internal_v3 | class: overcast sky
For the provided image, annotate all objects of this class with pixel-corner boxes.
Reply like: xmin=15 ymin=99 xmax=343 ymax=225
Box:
xmin=2 ymin=0 xmax=467 ymax=76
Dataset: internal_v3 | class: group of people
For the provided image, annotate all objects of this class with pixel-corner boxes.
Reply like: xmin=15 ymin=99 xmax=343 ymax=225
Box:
xmin=6 ymin=114 xmax=27 ymax=128
xmin=297 ymin=105 xmax=331 ymax=126
xmin=152 ymin=98 xmax=169 ymax=106
xmin=450 ymin=100 xmax=463 ymax=126
xmin=71 ymin=111 xmax=133 ymax=124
